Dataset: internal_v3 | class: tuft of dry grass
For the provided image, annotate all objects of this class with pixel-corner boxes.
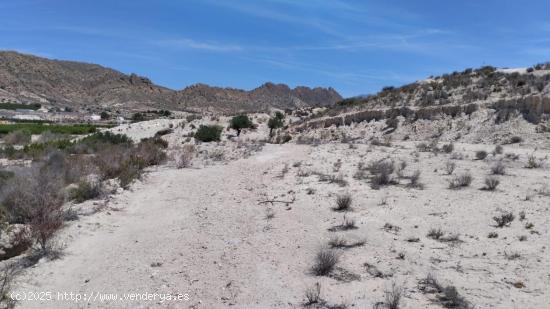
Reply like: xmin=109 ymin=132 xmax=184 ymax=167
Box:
xmin=312 ymin=248 xmax=339 ymax=276
xmin=483 ymin=176 xmax=500 ymax=191
xmin=333 ymin=194 xmax=352 ymax=212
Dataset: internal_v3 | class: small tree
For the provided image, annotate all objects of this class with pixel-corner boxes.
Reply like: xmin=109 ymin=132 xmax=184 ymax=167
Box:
xmin=229 ymin=115 xmax=254 ymax=136
xmin=100 ymin=111 xmax=110 ymax=120
xmin=268 ymin=112 xmax=285 ymax=136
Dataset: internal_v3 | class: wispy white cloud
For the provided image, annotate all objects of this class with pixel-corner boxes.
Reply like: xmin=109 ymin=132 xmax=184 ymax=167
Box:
xmin=247 ymin=56 xmax=422 ymax=86
xmin=154 ymin=38 xmax=243 ymax=52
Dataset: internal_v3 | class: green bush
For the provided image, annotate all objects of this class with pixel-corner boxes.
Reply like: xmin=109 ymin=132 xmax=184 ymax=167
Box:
xmin=194 ymin=125 xmax=222 ymax=142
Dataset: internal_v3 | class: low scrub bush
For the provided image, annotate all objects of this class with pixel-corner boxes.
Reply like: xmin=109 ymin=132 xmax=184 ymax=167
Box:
xmin=3 ymin=129 xmax=31 ymax=145
xmin=525 ymin=154 xmax=543 ymax=169
xmin=493 ymin=212 xmax=514 ymax=227
xmin=70 ymin=181 xmax=101 ymax=203
xmin=0 ymin=168 xmax=65 ymax=254
xmin=441 ymin=143 xmax=454 ymax=153
xmin=445 ymin=161 xmax=456 ymax=175
xmin=483 ymin=176 xmax=500 ymax=191
xmin=475 ymin=150 xmax=488 ymax=160
xmin=333 ymin=194 xmax=352 ymax=211
xmin=194 ymin=125 xmax=222 ymax=142
xmin=448 ymin=173 xmax=472 ymax=189
xmin=490 ymin=161 xmax=506 ymax=175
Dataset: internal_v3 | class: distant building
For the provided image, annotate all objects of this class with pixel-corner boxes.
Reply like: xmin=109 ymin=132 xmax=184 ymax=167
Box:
xmin=13 ymin=114 xmax=42 ymax=121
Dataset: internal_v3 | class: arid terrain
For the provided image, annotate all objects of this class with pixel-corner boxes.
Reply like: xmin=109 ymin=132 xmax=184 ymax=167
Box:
xmin=0 ymin=60 xmax=549 ymax=309
xmin=3 ymin=107 xmax=549 ymax=308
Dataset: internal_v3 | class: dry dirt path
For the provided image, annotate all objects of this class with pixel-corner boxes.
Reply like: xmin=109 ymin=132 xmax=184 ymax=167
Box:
xmin=15 ymin=144 xmax=312 ymax=309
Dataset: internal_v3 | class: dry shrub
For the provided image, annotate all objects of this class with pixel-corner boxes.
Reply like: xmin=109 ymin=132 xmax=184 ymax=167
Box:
xmin=493 ymin=212 xmax=514 ymax=227
xmin=445 ymin=161 xmax=456 ymax=175
xmin=525 ymin=154 xmax=543 ymax=169
xmin=448 ymin=173 xmax=472 ymax=189
xmin=177 ymin=144 xmax=196 ymax=168
xmin=385 ymin=283 xmax=402 ymax=309
xmin=333 ymin=194 xmax=352 ymax=211
xmin=475 ymin=150 xmax=488 ymax=160
xmin=484 ymin=176 xmax=500 ymax=191
xmin=70 ymin=180 xmax=101 ymax=203
xmin=0 ymin=262 xmax=22 ymax=305
xmin=4 ymin=130 xmax=31 ymax=145
xmin=368 ymin=159 xmax=395 ymax=189
xmin=441 ymin=143 xmax=454 ymax=153
xmin=0 ymin=167 xmax=65 ymax=254
xmin=312 ymin=248 xmax=339 ymax=276
xmin=490 ymin=161 xmax=506 ymax=175
xmin=304 ymin=282 xmax=321 ymax=305
xmin=408 ymin=170 xmax=424 ymax=189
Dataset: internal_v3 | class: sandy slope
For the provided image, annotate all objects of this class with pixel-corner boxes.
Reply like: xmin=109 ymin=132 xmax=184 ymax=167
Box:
xmin=13 ymin=141 xmax=550 ymax=309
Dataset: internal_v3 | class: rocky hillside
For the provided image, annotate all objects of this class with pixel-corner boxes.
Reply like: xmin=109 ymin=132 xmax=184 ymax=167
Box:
xmin=0 ymin=51 xmax=341 ymax=113
xmin=295 ymin=64 xmax=550 ymax=129
xmin=280 ymin=64 xmax=550 ymax=148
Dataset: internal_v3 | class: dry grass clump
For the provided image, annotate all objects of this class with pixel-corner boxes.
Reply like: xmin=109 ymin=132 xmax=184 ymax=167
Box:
xmin=374 ymin=282 xmax=402 ymax=309
xmin=448 ymin=172 xmax=473 ymax=189
xmin=317 ymin=172 xmax=348 ymax=187
xmin=525 ymin=154 xmax=543 ymax=169
xmin=493 ymin=212 xmax=515 ymax=227
xmin=176 ymin=144 xmax=196 ymax=168
xmin=418 ymin=274 xmax=473 ymax=309
xmin=304 ymin=282 xmax=321 ymax=305
xmin=490 ymin=161 xmax=506 ymax=175
xmin=328 ymin=215 xmax=357 ymax=232
xmin=333 ymin=194 xmax=352 ymax=211
xmin=483 ymin=176 xmax=500 ymax=191
xmin=328 ymin=236 xmax=366 ymax=249
xmin=368 ymin=159 xmax=396 ymax=189
xmin=312 ymin=248 xmax=339 ymax=276
xmin=444 ymin=161 xmax=456 ymax=175
xmin=407 ymin=170 xmax=424 ymax=189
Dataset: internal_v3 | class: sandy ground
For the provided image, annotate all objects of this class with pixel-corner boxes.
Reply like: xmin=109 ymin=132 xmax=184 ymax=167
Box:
xmin=12 ymin=139 xmax=550 ymax=308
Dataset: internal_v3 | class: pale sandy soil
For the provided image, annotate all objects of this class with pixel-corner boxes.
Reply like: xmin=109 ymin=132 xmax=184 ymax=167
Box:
xmin=12 ymin=137 xmax=550 ymax=308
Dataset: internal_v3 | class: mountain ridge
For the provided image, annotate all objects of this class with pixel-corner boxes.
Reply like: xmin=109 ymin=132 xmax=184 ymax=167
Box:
xmin=0 ymin=51 xmax=342 ymax=113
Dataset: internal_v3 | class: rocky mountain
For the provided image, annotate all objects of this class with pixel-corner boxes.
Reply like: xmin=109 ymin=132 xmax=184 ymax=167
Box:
xmin=0 ymin=51 xmax=342 ymax=113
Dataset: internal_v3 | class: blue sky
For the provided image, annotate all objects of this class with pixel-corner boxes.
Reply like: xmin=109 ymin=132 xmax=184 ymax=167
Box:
xmin=1 ymin=0 xmax=549 ymax=97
